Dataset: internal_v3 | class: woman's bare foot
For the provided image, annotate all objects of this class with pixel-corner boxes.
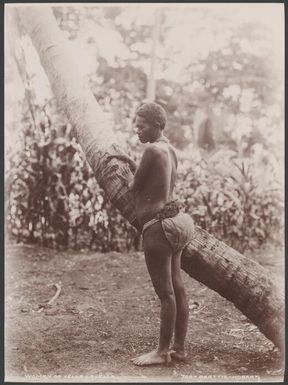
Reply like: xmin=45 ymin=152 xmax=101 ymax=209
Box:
xmin=170 ymin=349 xmax=187 ymax=362
xmin=131 ymin=350 xmax=171 ymax=366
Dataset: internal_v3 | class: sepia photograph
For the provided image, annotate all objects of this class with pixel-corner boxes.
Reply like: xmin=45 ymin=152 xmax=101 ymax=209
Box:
xmin=4 ymin=2 xmax=284 ymax=382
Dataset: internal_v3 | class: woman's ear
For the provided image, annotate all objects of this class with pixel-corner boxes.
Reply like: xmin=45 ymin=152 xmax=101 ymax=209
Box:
xmin=154 ymin=121 xmax=161 ymax=130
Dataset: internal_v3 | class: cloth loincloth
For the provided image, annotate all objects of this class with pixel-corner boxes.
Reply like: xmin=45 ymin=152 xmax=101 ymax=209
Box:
xmin=142 ymin=201 xmax=195 ymax=254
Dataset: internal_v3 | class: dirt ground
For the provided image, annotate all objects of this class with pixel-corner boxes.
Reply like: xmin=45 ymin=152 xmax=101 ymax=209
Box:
xmin=5 ymin=242 xmax=284 ymax=382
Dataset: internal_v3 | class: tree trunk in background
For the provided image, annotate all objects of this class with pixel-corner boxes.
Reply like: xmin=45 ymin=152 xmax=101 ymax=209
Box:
xmin=146 ymin=9 xmax=160 ymax=101
xmin=197 ymin=106 xmax=215 ymax=152
xmin=17 ymin=6 xmax=284 ymax=350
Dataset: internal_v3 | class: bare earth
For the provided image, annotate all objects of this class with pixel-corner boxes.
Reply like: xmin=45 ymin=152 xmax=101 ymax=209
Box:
xmin=5 ymin=243 xmax=284 ymax=382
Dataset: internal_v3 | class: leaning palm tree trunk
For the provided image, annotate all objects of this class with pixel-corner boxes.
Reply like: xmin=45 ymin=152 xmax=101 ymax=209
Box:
xmin=16 ymin=6 xmax=284 ymax=350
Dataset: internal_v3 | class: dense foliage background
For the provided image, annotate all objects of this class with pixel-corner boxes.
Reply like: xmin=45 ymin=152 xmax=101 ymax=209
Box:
xmin=5 ymin=5 xmax=284 ymax=253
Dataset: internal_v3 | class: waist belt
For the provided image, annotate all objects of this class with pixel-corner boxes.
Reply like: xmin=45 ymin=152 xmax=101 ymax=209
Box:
xmin=142 ymin=200 xmax=184 ymax=235
xmin=155 ymin=200 xmax=184 ymax=220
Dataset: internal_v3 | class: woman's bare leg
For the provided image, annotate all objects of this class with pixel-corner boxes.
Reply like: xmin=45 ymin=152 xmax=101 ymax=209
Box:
xmin=132 ymin=222 xmax=175 ymax=366
xmin=171 ymin=249 xmax=189 ymax=361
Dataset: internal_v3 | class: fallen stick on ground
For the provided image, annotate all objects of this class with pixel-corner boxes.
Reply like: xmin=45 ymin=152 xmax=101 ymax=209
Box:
xmin=47 ymin=283 xmax=62 ymax=305
xmin=37 ymin=283 xmax=62 ymax=312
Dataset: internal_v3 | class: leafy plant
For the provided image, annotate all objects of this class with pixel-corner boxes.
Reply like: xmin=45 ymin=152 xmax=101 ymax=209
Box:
xmin=175 ymin=150 xmax=283 ymax=252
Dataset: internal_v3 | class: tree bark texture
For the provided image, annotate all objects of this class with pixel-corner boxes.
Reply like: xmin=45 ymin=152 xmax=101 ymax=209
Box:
xmin=17 ymin=6 xmax=284 ymax=350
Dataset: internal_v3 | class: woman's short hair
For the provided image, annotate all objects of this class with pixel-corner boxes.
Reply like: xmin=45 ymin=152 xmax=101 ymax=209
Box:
xmin=135 ymin=102 xmax=167 ymax=130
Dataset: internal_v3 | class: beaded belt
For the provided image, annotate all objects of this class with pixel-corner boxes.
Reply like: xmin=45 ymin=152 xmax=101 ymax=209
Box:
xmin=155 ymin=200 xmax=184 ymax=220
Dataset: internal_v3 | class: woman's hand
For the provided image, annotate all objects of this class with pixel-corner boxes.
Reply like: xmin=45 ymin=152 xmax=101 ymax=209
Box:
xmin=107 ymin=154 xmax=137 ymax=173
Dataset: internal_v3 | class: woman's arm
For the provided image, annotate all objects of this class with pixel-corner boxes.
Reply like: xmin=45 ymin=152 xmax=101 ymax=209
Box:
xmin=129 ymin=145 xmax=156 ymax=192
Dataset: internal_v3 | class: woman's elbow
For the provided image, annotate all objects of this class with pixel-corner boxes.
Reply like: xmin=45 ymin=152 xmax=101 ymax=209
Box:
xmin=128 ymin=180 xmax=135 ymax=191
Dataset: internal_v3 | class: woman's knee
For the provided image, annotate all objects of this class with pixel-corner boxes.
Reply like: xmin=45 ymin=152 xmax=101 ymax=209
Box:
xmin=156 ymin=287 xmax=175 ymax=302
xmin=172 ymin=281 xmax=186 ymax=298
